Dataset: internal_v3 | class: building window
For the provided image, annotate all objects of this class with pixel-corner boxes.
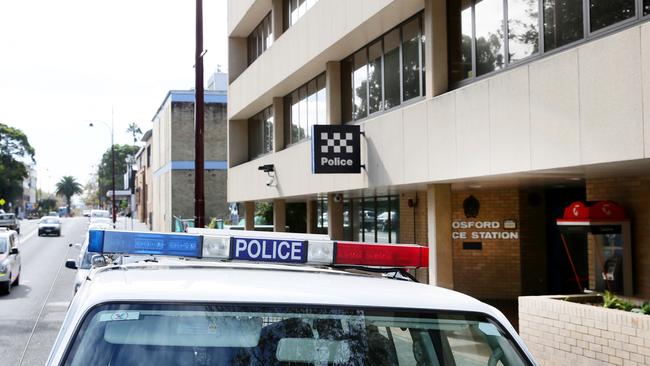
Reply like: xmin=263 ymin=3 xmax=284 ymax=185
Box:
xmin=342 ymin=195 xmax=399 ymax=243
xmin=342 ymin=13 xmax=425 ymax=123
xmin=248 ymin=12 xmax=273 ymax=65
xmin=146 ymin=146 xmax=151 ymax=167
xmin=248 ymin=106 xmax=274 ymax=160
xmin=284 ymin=73 xmax=326 ymax=146
xmin=284 ymin=0 xmax=319 ymax=30
xmin=449 ymin=0 xmax=646 ymax=85
xmin=315 ymin=198 xmax=328 ymax=234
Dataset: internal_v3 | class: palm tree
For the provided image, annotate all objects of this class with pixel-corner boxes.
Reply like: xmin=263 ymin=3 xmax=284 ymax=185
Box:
xmin=126 ymin=122 xmax=142 ymax=145
xmin=55 ymin=176 xmax=83 ymax=216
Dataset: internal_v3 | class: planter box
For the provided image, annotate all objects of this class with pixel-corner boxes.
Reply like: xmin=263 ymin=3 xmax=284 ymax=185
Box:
xmin=519 ymin=295 xmax=650 ymax=366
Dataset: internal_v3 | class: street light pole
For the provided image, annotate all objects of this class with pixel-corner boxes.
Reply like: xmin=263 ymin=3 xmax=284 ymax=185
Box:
xmin=194 ymin=0 xmax=206 ymax=228
xmin=89 ymin=121 xmax=117 ymax=227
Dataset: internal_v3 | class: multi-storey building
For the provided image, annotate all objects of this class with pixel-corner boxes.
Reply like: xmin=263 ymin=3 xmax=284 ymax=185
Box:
xmin=134 ymin=129 xmax=153 ymax=229
xmin=227 ymin=0 xmax=650 ymax=304
xmin=151 ymin=83 xmax=229 ymax=232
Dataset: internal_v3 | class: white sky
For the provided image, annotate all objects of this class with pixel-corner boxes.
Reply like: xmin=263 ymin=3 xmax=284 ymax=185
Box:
xmin=0 ymin=0 xmax=227 ymax=193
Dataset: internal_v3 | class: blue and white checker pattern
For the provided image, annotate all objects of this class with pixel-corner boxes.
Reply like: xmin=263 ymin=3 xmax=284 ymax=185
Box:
xmin=320 ymin=132 xmax=354 ymax=154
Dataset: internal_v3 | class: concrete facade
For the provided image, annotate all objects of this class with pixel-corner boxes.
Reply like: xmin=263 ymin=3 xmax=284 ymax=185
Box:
xmin=227 ymin=0 xmax=650 ymax=302
xmin=151 ymin=89 xmax=229 ymax=232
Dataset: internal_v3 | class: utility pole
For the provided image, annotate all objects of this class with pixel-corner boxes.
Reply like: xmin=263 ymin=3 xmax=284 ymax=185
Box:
xmin=194 ymin=0 xmax=205 ymax=228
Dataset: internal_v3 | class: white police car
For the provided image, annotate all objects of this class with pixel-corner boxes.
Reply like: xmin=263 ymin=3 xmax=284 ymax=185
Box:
xmin=47 ymin=229 xmax=537 ymax=365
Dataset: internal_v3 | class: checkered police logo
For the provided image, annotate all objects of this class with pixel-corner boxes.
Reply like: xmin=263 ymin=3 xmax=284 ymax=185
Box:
xmin=312 ymin=125 xmax=361 ymax=174
xmin=321 ymin=132 xmax=354 ymax=154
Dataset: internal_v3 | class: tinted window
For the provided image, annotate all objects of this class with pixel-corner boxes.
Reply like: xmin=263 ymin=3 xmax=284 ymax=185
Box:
xmin=645 ymin=0 xmax=650 ymax=16
xmin=63 ymin=303 xmax=531 ymax=366
xmin=383 ymin=29 xmax=401 ymax=109
xmin=248 ymin=12 xmax=273 ymax=64
xmin=448 ymin=0 xmax=474 ymax=83
xmin=0 ymin=238 xmax=7 ymax=254
xmin=475 ymin=0 xmax=505 ymax=76
xmin=402 ymin=17 xmax=422 ymax=101
xmin=543 ymin=0 xmax=583 ymax=51
xmin=508 ymin=0 xmax=539 ymax=62
xmin=248 ymin=106 xmax=274 ymax=159
xmin=590 ymin=0 xmax=635 ymax=32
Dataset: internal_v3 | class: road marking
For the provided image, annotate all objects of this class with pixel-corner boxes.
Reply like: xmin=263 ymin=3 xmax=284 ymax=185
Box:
xmin=19 ymin=245 xmax=72 ymax=366
xmin=20 ymin=228 xmax=38 ymax=243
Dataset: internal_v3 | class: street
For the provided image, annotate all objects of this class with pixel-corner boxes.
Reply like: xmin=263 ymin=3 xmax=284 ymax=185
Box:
xmin=0 ymin=217 xmax=86 ymax=366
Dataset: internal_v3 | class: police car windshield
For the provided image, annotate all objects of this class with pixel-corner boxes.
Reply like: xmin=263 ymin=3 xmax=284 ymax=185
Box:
xmin=0 ymin=238 xmax=7 ymax=254
xmin=62 ymin=303 xmax=530 ymax=366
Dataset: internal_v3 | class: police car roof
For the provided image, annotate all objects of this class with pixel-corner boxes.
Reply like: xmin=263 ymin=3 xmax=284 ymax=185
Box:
xmin=76 ymin=261 xmax=498 ymax=316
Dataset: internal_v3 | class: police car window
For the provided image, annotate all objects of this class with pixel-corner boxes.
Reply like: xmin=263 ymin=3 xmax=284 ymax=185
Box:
xmin=63 ymin=304 xmax=530 ymax=366
xmin=0 ymin=238 xmax=7 ymax=253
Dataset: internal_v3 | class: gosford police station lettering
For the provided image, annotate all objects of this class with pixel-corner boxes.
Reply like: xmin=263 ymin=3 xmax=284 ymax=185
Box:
xmin=234 ymin=239 xmax=303 ymax=261
xmin=451 ymin=221 xmax=519 ymax=240
xmin=321 ymin=157 xmax=353 ymax=166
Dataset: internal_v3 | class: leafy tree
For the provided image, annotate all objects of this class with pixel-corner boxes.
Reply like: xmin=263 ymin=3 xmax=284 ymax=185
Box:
xmin=55 ymin=176 xmax=83 ymax=215
xmin=126 ymin=122 xmax=143 ymax=145
xmin=96 ymin=144 xmax=140 ymax=202
xmin=0 ymin=123 xmax=35 ymax=208
xmin=83 ymin=173 xmax=100 ymax=208
xmin=38 ymin=197 xmax=58 ymax=214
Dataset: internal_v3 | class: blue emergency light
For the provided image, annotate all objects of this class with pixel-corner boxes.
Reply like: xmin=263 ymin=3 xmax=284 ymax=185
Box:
xmin=88 ymin=229 xmax=202 ymax=258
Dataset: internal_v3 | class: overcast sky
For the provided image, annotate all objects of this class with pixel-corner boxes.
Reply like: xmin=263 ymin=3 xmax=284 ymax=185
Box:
xmin=0 ymin=0 xmax=227 ymax=193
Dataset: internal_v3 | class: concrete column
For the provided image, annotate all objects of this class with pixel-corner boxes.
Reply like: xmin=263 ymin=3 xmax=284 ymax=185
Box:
xmin=228 ymin=37 xmax=248 ymax=83
xmin=306 ymin=200 xmax=317 ymax=234
xmin=424 ymin=0 xmax=448 ymax=97
xmin=427 ymin=184 xmax=453 ymax=288
xmin=244 ymin=201 xmax=255 ymax=231
xmin=327 ymin=193 xmax=343 ymax=239
xmin=325 ymin=61 xmax=341 ymax=125
xmin=273 ymin=199 xmax=286 ymax=232
xmin=271 ymin=0 xmax=284 ymax=40
xmin=272 ymin=97 xmax=284 ymax=152
xmin=228 ymin=119 xmax=248 ymax=167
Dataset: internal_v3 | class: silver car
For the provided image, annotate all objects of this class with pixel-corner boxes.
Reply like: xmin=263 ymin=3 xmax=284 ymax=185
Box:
xmin=38 ymin=216 xmax=61 ymax=236
xmin=0 ymin=229 xmax=21 ymax=294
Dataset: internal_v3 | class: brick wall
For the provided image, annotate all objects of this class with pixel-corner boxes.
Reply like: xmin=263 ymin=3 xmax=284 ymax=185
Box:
xmin=586 ymin=176 xmax=650 ymax=298
xmin=520 ymin=295 xmax=650 ymax=366
xmin=452 ymin=189 xmax=521 ymax=299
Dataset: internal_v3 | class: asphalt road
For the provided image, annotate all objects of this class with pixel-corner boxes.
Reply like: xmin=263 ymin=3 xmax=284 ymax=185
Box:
xmin=0 ymin=217 xmax=86 ymax=366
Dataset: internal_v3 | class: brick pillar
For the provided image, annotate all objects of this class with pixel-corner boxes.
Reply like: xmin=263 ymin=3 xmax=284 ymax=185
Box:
xmin=274 ymin=199 xmax=286 ymax=232
xmin=327 ymin=193 xmax=343 ymax=239
xmin=244 ymin=201 xmax=255 ymax=231
xmin=427 ymin=184 xmax=453 ymax=288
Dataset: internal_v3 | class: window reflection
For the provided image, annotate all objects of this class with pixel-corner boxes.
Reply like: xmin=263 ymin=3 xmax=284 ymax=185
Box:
xmin=475 ymin=0 xmax=505 ymax=76
xmin=508 ymin=0 xmax=539 ymax=62
xmin=368 ymin=41 xmax=383 ymax=114
xmin=285 ymin=0 xmax=319 ymax=29
xmin=284 ymin=74 xmax=326 ymax=146
xmin=248 ymin=12 xmax=273 ymax=65
xmin=383 ymin=29 xmax=401 ymax=109
xmin=448 ymin=0 xmax=473 ymax=83
xmin=352 ymin=50 xmax=368 ymax=120
xmin=248 ymin=106 xmax=274 ymax=160
xmin=402 ymin=18 xmax=422 ymax=101
xmin=343 ymin=196 xmax=399 ymax=243
xmin=590 ymin=0 xmax=635 ymax=32
xmin=543 ymin=0 xmax=583 ymax=51
xmin=645 ymin=0 xmax=650 ymax=16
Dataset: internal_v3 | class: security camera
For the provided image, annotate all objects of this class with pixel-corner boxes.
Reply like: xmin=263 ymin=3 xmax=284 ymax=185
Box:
xmin=333 ymin=194 xmax=343 ymax=202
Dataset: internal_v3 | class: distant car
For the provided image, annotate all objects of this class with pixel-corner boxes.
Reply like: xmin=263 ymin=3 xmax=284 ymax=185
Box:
xmin=90 ymin=209 xmax=110 ymax=219
xmin=89 ymin=217 xmax=113 ymax=227
xmin=0 ymin=229 xmax=21 ymax=294
xmin=0 ymin=213 xmax=20 ymax=234
xmin=38 ymin=216 xmax=62 ymax=236
xmin=48 ymin=211 xmax=58 ymax=217
xmin=82 ymin=210 xmax=91 ymax=217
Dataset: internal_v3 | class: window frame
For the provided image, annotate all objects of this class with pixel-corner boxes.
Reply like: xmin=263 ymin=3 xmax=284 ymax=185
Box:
xmin=248 ymin=105 xmax=274 ymax=161
xmin=248 ymin=11 xmax=273 ymax=66
xmin=450 ymin=0 xmax=650 ymax=89
xmin=343 ymin=195 xmax=399 ymax=244
xmin=342 ymin=12 xmax=426 ymax=124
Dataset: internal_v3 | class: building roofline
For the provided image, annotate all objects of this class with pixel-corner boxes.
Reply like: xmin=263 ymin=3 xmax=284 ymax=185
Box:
xmin=151 ymin=90 xmax=228 ymax=122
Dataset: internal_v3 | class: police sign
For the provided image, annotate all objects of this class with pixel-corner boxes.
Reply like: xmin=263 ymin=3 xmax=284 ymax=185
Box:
xmin=311 ymin=125 xmax=361 ymax=174
xmin=231 ymin=236 xmax=307 ymax=264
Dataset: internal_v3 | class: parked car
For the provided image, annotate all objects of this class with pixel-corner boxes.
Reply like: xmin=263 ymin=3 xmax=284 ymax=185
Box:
xmin=38 ymin=216 xmax=62 ymax=236
xmin=0 ymin=229 xmax=21 ymax=294
xmin=0 ymin=213 xmax=20 ymax=234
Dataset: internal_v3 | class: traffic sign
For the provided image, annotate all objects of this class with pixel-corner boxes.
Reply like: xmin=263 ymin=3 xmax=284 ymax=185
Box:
xmin=0 ymin=199 xmax=5 ymax=206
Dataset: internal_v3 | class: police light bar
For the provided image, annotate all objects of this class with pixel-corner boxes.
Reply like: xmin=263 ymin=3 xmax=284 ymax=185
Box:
xmin=88 ymin=229 xmax=428 ymax=268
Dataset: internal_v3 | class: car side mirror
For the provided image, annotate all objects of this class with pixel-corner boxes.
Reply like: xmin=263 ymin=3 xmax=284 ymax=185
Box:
xmin=65 ymin=259 xmax=78 ymax=270
xmin=68 ymin=242 xmax=81 ymax=249
xmin=10 ymin=248 xmax=19 ymax=255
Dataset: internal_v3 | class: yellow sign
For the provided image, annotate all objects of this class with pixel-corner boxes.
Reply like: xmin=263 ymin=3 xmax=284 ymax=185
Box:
xmin=0 ymin=199 xmax=5 ymax=206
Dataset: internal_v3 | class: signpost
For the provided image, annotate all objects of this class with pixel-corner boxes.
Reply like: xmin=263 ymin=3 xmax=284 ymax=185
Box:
xmin=311 ymin=125 xmax=361 ymax=174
